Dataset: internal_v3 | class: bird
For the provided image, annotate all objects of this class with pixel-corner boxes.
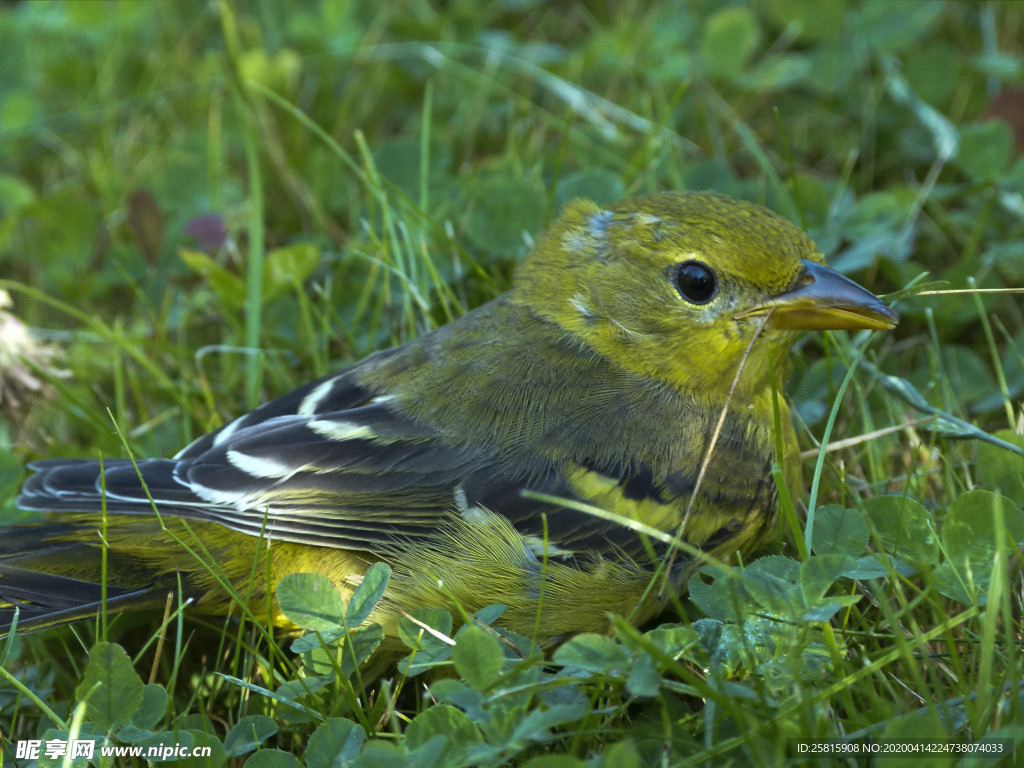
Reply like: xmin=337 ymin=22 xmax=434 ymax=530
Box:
xmin=1 ymin=190 xmax=897 ymax=650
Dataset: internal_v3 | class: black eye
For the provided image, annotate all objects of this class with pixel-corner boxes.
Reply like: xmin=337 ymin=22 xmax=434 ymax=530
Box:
xmin=675 ymin=261 xmax=717 ymax=304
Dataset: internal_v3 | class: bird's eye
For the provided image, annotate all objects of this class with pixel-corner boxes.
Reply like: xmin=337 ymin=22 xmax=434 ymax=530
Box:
xmin=675 ymin=261 xmax=717 ymax=304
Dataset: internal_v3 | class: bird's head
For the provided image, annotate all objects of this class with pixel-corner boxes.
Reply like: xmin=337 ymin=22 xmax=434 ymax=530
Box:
xmin=513 ymin=191 xmax=897 ymax=400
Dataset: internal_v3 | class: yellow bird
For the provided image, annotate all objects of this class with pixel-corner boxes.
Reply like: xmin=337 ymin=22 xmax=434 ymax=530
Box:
xmin=1 ymin=191 xmax=896 ymax=647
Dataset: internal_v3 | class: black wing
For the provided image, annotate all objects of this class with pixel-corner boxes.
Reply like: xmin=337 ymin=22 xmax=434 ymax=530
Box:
xmin=19 ymin=352 xmax=682 ymax=561
xmin=19 ymin=391 xmax=590 ymax=555
xmin=173 ymin=352 xmax=391 ymax=460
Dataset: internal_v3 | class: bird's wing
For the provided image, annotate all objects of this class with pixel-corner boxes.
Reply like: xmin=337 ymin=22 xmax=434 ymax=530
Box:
xmin=173 ymin=352 xmax=392 ymax=460
xmin=20 ymin=344 xmax=691 ymax=561
xmin=20 ymin=401 xmax=684 ymax=564
xmin=19 ymin=395 xmax=591 ymax=554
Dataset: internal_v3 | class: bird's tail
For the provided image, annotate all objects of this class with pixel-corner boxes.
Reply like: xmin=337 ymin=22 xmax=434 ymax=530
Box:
xmin=2 ymin=458 xmax=265 ymax=639
xmin=17 ymin=457 xmax=212 ymax=518
xmin=0 ymin=518 xmax=181 ymax=638
xmin=0 ymin=564 xmax=172 ymax=638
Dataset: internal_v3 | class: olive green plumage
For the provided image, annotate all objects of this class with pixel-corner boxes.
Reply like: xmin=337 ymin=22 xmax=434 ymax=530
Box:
xmin=1 ymin=191 xmax=896 ymax=649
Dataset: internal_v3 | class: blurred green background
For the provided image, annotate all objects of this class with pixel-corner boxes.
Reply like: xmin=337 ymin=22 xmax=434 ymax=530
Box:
xmin=2 ymin=2 xmax=1024 ymax=765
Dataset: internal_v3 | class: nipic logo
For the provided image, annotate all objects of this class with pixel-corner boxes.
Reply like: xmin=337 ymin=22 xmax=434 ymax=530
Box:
xmin=13 ymin=739 xmax=211 ymax=760
xmin=16 ymin=739 xmax=94 ymax=760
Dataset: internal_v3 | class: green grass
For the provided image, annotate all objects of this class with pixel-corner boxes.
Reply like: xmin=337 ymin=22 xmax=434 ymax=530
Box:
xmin=2 ymin=0 xmax=1024 ymax=766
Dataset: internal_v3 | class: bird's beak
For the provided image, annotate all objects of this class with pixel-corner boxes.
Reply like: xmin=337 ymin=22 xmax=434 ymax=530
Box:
xmin=737 ymin=260 xmax=899 ymax=331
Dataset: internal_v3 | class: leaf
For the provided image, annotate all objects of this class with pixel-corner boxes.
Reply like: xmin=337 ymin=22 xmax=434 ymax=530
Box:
xmin=398 ymin=608 xmax=454 ymax=677
xmin=766 ymin=0 xmax=847 ymax=42
xmin=687 ymin=569 xmax=752 ymax=623
xmin=276 ymin=573 xmax=345 ymax=631
xmin=690 ymin=618 xmax=744 ymax=673
xmin=741 ymin=556 xmax=803 ymax=615
xmin=464 ymin=175 xmax=546 ymax=257
xmin=129 ymin=684 xmax=168 ymax=731
xmin=0 ymin=173 xmax=36 ymax=213
xmin=552 ymin=634 xmax=630 ymax=675
xmin=274 ymin=674 xmax=334 ymax=701
xmin=832 ymin=224 xmax=917 ymax=273
xmin=176 ymin=714 xmax=216 ymax=735
xmin=944 ymin=490 xmax=1024 ymax=560
xmin=511 ymin=703 xmax=589 ymax=743
xmin=976 ymin=430 xmax=1024 ymax=506
xmin=643 ymin=625 xmax=701 ymax=658
xmin=555 ymin=169 xmax=624 ymax=212
xmin=801 ymin=554 xmax=854 ymax=605
xmin=932 ymin=562 xmax=977 ymax=606
xmin=745 ymin=555 xmax=801 ymax=581
xmin=372 ymin=136 xmax=453 ymax=198
xmin=174 ymin=730 xmax=226 ymax=768
xmin=472 ymin=604 xmax=507 ymax=626
xmin=811 ymin=505 xmax=870 ymax=556
xmin=223 ymin=716 xmax=277 ymax=758
xmin=341 ymin=624 xmax=384 ymax=675
xmin=493 ymin=627 xmax=535 ymax=662
xmin=522 ymin=757 xmax=587 ymax=768
xmin=859 ymin=3 xmax=941 ymax=56
xmin=345 ymin=562 xmax=390 ymax=627
xmin=594 ymin=740 xmax=643 ymax=768
xmin=76 ymin=642 xmax=145 ymax=733
xmin=842 ymin=553 xmax=912 ymax=580
xmin=987 ymin=244 xmax=1024 ymax=289
xmin=405 ymin=705 xmax=482 ymax=768
xmin=702 ymin=6 xmax=762 ymax=77
xmin=302 ymin=623 xmax=384 ymax=677
xmin=801 ymin=595 xmax=862 ymax=622
xmin=353 ymin=741 xmax=408 ymax=767
xmin=399 ymin=608 xmax=453 ymax=652
xmin=407 ymin=735 xmax=447 ymax=768
xmin=428 ymin=679 xmax=487 ymax=724
xmin=304 ymin=718 xmax=365 ymax=768
xmin=290 ymin=626 xmax=348 ymax=654
xmin=179 ymin=249 xmax=246 ymax=311
xmin=117 ymin=725 xmax=156 ymax=744
xmin=957 ymin=120 xmax=1013 ymax=179
xmin=397 ymin=650 xmax=452 ymax=679
xmin=265 ymin=243 xmax=320 ymax=302
xmin=910 ymin=345 xmax=996 ymax=405
xmin=238 ymin=48 xmax=301 ymax=95
xmin=741 ymin=53 xmax=812 ymax=90
xmin=452 ymin=625 xmax=504 ymax=690
xmin=960 ymin=726 xmax=1024 ymax=768
xmin=1 ymin=91 xmax=34 ymax=135
xmin=861 ymin=495 xmax=939 ymax=566
xmin=626 ymin=653 xmax=662 ymax=697
xmin=241 ymin=750 xmax=298 ymax=768
xmin=538 ymin=682 xmax=587 ymax=716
